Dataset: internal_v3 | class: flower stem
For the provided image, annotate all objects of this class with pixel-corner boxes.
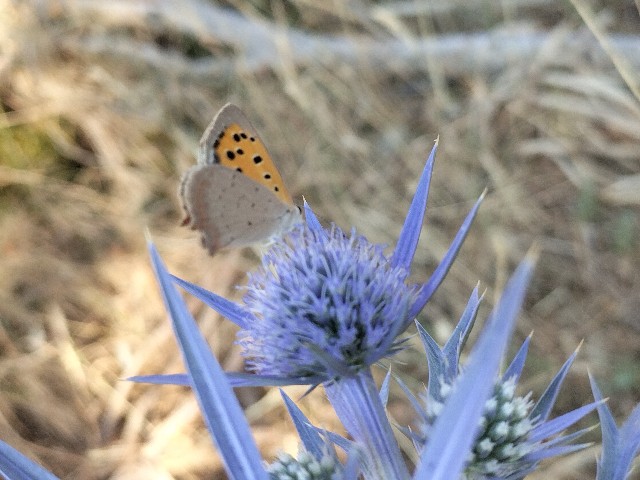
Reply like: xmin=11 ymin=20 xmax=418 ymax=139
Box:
xmin=325 ymin=370 xmax=410 ymax=480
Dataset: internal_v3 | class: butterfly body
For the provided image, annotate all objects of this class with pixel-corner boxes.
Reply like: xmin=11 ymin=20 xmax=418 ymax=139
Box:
xmin=180 ymin=104 xmax=302 ymax=255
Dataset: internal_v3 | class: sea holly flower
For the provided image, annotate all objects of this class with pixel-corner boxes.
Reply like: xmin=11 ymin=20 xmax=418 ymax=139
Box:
xmin=238 ymin=222 xmax=421 ymax=380
xmin=404 ymin=287 xmax=603 ymax=480
xmin=141 ymin=140 xmax=485 ymax=478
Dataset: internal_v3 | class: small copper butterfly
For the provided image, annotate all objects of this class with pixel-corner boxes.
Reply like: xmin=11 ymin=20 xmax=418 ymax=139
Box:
xmin=180 ymin=104 xmax=302 ymax=255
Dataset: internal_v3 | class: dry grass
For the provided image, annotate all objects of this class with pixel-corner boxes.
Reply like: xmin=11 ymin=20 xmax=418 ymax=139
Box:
xmin=1 ymin=0 xmax=639 ymax=478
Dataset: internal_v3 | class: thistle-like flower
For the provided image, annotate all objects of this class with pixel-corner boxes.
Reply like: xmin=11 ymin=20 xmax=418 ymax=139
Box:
xmin=407 ymin=287 xmax=602 ymax=480
xmin=163 ymin=140 xmax=485 ymax=478
xmin=239 ymin=223 xmax=419 ymax=380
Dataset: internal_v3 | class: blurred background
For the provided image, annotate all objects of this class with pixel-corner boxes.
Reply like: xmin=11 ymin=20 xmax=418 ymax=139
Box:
xmin=1 ymin=0 xmax=639 ymax=478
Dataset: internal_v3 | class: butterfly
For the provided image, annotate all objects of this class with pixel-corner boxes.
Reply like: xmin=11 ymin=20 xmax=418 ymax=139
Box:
xmin=179 ymin=104 xmax=302 ymax=255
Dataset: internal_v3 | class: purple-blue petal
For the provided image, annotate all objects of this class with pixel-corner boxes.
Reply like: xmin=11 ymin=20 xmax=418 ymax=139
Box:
xmin=321 ymin=431 xmax=357 ymax=456
xmin=149 ymin=242 xmax=267 ymax=480
xmin=529 ymin=400 xmax=601 ymax=442
xmin=128 ymin=373 xmax=191 ymax=386
xmin=280 ymin=390 xmax=326 ymax=460
xmin=171 ymin=274 xmax=250 ymax=329
xmin=503 ymin=334 xmax=532 ymax=382
xmin=530 ymin=347 xmax=579 ymax=423
xmin=591 ymin=375 xmax=640 ymax=480
xmin=527 ymin=442 xmax=593 ymax=462
xmin=534 ymin=425 xmax=595 ymax=451
xmin=391 ymin=140 xmax=438 ymax=271
xmin=395 ymin=376 xmax=429 ymax=424
xmin=342 ymin=449 xmax=362 ymax=480
xmin=616 ymin=405 xmax=640 ymax=477
xmin=408 ymin=190 xmax=486 ymax=322
xmin=413 ymin=254 xmax=535 ymax=480
xmin=379 ymin=369 xmax=392 ymax=407
xmin=416 ymin=321 xmax=449 ymax=400
xmin=129 ymin=372 xmax=323 ymax=388
xmin=443 ymin=285 xmax=482 ymax=372
xmin=0 ymin=440 xmax=60 ymax=480
xmin=303 ymin=199 xmax=325 ymax=237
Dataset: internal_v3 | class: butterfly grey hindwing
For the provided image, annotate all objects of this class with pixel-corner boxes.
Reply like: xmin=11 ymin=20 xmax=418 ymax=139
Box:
xmin=180 ymin=164 xmax=301 ymax=255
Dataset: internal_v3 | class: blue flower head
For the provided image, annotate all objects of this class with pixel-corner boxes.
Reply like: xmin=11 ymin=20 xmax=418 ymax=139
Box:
xmin=239 ymin=223 xmax=419 ymax=379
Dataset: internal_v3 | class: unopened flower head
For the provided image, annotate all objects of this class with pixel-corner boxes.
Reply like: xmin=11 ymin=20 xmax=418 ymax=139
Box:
xmin=422 ymin=376 xmax=539 ymax=478
xmin=267 ymin=450 xmax=341 ymax=480
xmin=239 ymin=223 xmax=419 ymax=380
